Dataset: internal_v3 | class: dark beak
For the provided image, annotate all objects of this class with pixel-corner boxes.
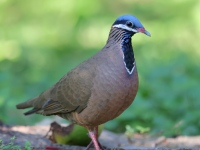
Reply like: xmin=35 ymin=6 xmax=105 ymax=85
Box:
xmin=137 ymin=28 xmax=151 ymax=37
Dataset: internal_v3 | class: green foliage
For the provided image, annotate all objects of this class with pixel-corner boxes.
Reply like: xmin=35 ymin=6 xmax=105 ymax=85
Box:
xmin=125 ymin=125 xmax=150 ymax=138
xmin=0 ymin=0 xmax=200 ymax=137
xmin=125 ymin=125 xmax=136 ymax=138
xmin=24 ymin=141 xmax=32 ymax=150
xmin=0 ymin=136 xmax=32 ymax=150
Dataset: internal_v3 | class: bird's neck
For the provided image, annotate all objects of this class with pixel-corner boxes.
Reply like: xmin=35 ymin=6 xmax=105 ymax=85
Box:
xmin=107 ymin=27 xmax=135 ymax=75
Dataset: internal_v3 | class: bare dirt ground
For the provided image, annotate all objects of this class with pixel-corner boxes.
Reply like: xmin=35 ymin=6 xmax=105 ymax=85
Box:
xmin=0 ymin=122 xmax=200 ymax=150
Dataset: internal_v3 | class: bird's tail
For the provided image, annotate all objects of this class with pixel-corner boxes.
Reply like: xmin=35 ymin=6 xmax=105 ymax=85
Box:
xmin=16 ymin=97 xmax=37 ymax=109
xmin=16 ymin=97 xmax=41 ymax=115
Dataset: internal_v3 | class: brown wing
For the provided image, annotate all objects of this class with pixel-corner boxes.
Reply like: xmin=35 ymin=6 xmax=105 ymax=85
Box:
xmin=49 ymin=63 xmax=96 ymax=113
xmin=17 ymin=60 xmax=97 ymax=116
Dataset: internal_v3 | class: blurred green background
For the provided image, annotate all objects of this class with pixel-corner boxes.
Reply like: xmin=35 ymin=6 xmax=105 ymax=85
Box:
xmin=0 ymin=0 xmax=200 ymax=137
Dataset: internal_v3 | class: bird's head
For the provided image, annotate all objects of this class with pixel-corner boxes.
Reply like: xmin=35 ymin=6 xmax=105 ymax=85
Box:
xmin=112 ymin=15 xmax=151 ymax=37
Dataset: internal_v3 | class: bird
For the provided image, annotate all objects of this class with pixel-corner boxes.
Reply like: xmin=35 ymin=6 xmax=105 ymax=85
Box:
xmin=16 ymin=14 xmax=150 ymax=150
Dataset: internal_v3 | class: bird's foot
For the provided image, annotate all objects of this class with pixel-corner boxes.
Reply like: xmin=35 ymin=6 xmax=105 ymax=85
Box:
xmin=85 ymin=140 xmax=105 ymax=150
xmin=85 ymin=130 xmax=104 ymax=150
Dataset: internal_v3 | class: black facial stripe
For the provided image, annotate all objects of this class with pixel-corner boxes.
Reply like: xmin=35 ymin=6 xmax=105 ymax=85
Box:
xmin=113 ymin=20 xmax=128 ymax=26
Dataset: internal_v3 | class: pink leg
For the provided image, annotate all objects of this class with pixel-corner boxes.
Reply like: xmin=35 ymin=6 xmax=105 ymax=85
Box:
xmin=85 ymin=126 xmax=104 ymax=150
xmin=88 ymin=130 xmax=100 ymax=150
xmin=94 ymin=126 xmax=104 ymax=150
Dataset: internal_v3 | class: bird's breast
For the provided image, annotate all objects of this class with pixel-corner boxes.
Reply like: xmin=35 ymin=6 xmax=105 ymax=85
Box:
xmin=72 ymin=48 xmax=138 ymax=128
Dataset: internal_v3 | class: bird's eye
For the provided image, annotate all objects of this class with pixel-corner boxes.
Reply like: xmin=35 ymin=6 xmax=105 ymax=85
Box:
xmin=126 ymin=21 xmax=133 ymax=27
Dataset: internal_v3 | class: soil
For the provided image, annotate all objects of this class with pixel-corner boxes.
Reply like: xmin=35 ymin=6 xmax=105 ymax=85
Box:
xmin=0 ymin=122 xmax=200 ymax=150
